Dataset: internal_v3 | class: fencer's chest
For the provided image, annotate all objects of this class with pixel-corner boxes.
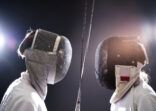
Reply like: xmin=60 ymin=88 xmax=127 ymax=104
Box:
xmin=110 ymin=89 xmax=135 ymax=111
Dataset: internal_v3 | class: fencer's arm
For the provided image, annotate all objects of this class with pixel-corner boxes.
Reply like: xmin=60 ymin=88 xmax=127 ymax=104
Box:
xmin=137 ymin=93 xmax=156 ymax=111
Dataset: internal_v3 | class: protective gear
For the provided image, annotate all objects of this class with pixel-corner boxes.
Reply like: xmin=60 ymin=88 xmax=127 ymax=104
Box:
xmin=95 ymin=37 xmax=148 ymax=90
xmin=110 ymin=62 xmax=143 ymax=103
xmin=24 ymin=29 xmax=72 ymax=99
xmin=95 ymin=37 xmax=156 ymax=111
xmin=26 ymin=29 xmax=72 ymax=85
xmin=110 ymin=77 xmax=156 ymax=111
xmin=0 ymin=29 xmax=72 ymax=111
xmin=0 ymin=72 xmax=47 ymax=111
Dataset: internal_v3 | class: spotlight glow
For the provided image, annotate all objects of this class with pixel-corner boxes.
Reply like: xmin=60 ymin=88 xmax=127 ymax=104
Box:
xmin=0 ymin=33 xmax=5 ymax=50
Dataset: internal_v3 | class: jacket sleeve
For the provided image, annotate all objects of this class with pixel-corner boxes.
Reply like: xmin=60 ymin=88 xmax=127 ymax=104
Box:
xmin=137 ymin=93 xmax=156 ymax=111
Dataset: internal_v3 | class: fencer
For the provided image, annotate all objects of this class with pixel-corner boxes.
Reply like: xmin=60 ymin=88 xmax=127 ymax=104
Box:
xmin=0 ymin=29 xmax=72 ymax=111
xmin=95 ymin=37 xmax=156 ymax=111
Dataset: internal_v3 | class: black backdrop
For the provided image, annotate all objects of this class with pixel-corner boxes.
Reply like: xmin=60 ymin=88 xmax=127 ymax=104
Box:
xmin=0 ymin=0 xmax=156 ymax=111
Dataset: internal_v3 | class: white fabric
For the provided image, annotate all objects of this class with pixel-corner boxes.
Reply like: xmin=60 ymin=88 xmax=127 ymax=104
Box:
xmin=24 ymin=48 xmax=57 ymax=99
xmin=0 ymin=72 xmax=47 ymax=111
xmin=110 ymin=80 xmax=156 ymax=111
xmin=110 ymin=63 xmax=143 ymax=103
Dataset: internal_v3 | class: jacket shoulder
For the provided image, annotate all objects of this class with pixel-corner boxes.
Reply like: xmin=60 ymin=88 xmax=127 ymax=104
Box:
xmin=133 ymin=82 xmax=156 ymax=111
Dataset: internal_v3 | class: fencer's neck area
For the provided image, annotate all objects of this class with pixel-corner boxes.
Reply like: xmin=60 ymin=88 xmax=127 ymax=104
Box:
xmin=26 ymin=68 xmax=48 ymax=100
xmin=115 ymin=62 xmax=144 ymax=85
xmin=110 ymin=62 xmax=144 ymax=103
xmin=24 ymin=49 xmax=48 ymax=100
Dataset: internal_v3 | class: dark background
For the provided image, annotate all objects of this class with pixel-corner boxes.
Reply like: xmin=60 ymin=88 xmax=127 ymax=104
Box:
xmin=0 ymin=0 xmax=156 ymax=111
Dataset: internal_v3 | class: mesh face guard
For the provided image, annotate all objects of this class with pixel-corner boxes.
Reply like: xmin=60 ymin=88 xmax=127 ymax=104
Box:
xmin=31 ymin=29 xmax=61 ymax=53
xmin=25 ymin=29 xmax=72 ymax=85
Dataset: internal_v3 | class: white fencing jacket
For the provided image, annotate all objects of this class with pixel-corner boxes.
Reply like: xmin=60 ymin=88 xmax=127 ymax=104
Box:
xmin=111 ymin=80 xmax=156 ymax=111
xmin=0 ymin=72 xmax=47 ymax=111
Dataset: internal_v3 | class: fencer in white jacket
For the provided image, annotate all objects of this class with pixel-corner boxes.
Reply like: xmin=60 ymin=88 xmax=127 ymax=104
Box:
xmin=95 ymin=37 xmax=156 ymax=111
xmin=0 ymin=29 xmax=72 ymax=111
xmin=110 ymin=72 xmax=156 ymax=111
xmin=0 ymin=72 xmax=47 ymax=111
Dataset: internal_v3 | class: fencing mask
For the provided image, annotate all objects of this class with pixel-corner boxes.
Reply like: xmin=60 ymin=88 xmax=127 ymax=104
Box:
xmin=95 ymin=37 xmax=148 ymax=90
xmin=22 ymin=29 xmax=72 ymax=85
